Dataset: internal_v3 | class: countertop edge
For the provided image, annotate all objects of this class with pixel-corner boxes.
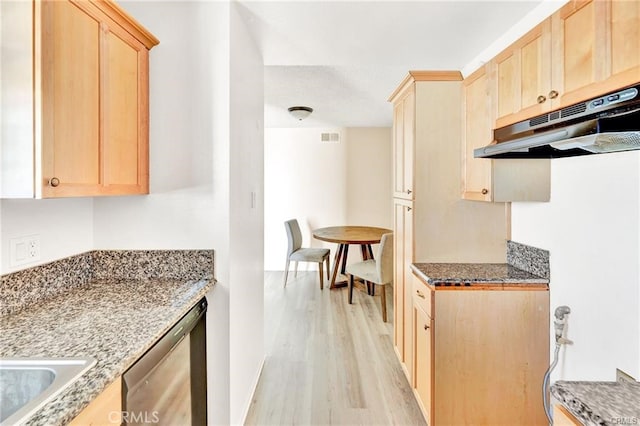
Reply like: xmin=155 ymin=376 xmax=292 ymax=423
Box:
xmin=410 ymin=263 xmax=550 ymax=289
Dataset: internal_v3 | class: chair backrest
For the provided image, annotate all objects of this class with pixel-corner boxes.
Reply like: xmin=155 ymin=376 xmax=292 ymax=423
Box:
xmin=376 ymin=233 xmax=394 ymax=284
xmin=284 ymin=219 xmax=303 ymax=256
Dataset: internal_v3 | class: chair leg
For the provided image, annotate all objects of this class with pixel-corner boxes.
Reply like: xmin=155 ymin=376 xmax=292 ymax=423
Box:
xmin=380 ymin=284 xmax=387 ymax=322
xmin=283 ymin=258 xmax=290 ymax=287
xmin=294 ymin=261 xmax=298 ymax=277
xmin=325 ymin=256 xmax=330 ymax=282
xmin=318 ymin=262 xmax=324 ymax=290
xmin=348 ymin=274 xmax=354 ymax=304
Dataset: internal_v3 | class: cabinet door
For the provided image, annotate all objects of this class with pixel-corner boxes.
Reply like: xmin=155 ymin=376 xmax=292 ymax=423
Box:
xmin=461 ymin=66 xmax=492 ymax=201
xmin=393 ymin=198 xmax=413 ymax=380
xmin=103 ymin=25 xmax=149 ymax=194
xmin=604 ymin=0 xmax=640 ymax=93
xmin=392 ymin=90 xmax=414 ymax=200
xmin=41 ymin=0 xmax=101 ymax=197
xmin=69 ymin=376 xmax=121 ymax=425
xmin=412 ymin=301 xmax=432 ymax=425
xmin=493 ymin=19 xmax=552 ymax=128
xmin=553 ymin=404 xmax=582 ymax=426
xmin=40 ymin=0 xmax=151 ymax=197
xmin=551 ymin=0 xmax=606 ymax=107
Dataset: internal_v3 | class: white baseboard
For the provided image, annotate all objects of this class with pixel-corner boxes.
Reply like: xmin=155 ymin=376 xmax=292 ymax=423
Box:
xmin=240 ymin=357 xmax=266 ymax=425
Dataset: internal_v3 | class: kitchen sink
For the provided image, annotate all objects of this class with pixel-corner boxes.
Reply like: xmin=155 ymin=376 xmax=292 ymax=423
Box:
xmin=0 ymin=357 xmax=96 ymax=426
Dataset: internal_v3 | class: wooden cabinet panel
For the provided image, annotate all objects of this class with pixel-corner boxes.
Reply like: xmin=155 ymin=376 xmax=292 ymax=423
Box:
xmin=432 ymin=289 xmax=549 ymax=425
xmin=559 ymin=1 xmax=597 ymax=95
xmin=103 ymin=27 xmax=149 ymax=193
xmin=401 ymin=201 xmax=413 ymax=379
xmin=552 ymin=0 xmax=639 ymax=108
xmin=553 ymin=404 xmax=582 ymax=425
xmin=392 ymin=102 xmax=404 ymax=198
xmin=392 ymin=90 xmax=415 ymax=200
xmin=42 ymin=0 xmax=101 ymax=197
xmin=552 ymin=0 xmax=602 ymax=107
xmin=610 ymin=0 xmax=640 ymax=80
xmin=70 ymin=376 xmax=122 ymax=425
xmin=412 ymin=302 xmax=432 ymax=426
xmin=494 ymin=20 xmax=551 ymax=128
xmin=393 ymin=198 xmax=413 ymax=380
xmin=412 ymin=274 xmax=431 ymax=318
xmin=462 ymin=66 xmax=492 ymax=201
xmin=1 ymin=0 xmax=157 ymax=198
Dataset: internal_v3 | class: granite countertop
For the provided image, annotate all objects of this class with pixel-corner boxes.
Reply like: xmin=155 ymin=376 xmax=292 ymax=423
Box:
xmin=552 ymin=381 xmax=640 ymax=425
xmin=411 ymin=263 xmax=549 ymax=288
xmin=0 ymin=250 xmax=215 ymax=426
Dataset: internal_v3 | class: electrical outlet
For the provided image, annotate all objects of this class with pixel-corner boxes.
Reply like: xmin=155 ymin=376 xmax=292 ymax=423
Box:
xmin=616 ymin=368 xmax=637 ymax=384
xmin=9 ymin=235 xmax=41 ymax=267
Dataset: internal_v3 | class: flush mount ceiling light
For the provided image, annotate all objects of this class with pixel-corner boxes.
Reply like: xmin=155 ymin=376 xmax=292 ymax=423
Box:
xmin=288 ymin=106 xmax=313 ymax=121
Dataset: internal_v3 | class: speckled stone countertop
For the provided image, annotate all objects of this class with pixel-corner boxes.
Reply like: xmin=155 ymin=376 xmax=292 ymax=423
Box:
xmin=410 ymin=263 xmax=549 ymax=288
xmin=0 ymin=250 xmax=215 ymax=426
xmin=552 ymin=381 xmax=640 ymax=425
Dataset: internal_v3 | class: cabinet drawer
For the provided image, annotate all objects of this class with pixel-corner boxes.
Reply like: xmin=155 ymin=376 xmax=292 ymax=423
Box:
xmin=412 ymin=275 xmax=432 ymax=318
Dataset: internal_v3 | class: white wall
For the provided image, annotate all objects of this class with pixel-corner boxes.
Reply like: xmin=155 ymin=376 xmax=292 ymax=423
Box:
xmin=511 ymin=152 xmax=640 ymax=381
xmin=264 ymin=127 xmax=393 ymax=271
xmin=228 ymin=3 xmax=265 ymax=424
xmin=0 ymin=198 xmax=93 ymax=273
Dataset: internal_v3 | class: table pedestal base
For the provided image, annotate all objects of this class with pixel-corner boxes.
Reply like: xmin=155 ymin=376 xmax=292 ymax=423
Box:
xmin=329 ymin=243 xmax=375 ymax=295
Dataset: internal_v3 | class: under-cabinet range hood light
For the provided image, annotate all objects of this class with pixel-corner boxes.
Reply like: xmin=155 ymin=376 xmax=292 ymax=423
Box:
xmin=475 ymin=84 xmax=640 ymax=159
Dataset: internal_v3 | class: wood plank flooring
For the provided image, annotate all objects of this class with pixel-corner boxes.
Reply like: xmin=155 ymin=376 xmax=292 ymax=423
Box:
xmin=244 ymin=271 xmax=426 ymax=426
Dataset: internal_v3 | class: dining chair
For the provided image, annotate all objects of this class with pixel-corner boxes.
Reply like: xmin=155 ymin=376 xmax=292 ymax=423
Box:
xmin=346 ymin=233 xmax=393 ymax=321
xmin=284 ymin=219 xmax=331 ymax=289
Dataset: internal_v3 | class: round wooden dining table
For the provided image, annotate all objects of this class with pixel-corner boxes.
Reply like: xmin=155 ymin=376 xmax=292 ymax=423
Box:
xmin=312 ymin=226 xmax=393 ymax=289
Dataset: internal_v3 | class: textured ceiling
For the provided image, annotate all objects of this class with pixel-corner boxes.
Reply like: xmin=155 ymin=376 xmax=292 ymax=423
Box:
xmin=237 ymin=0 xmax=546 ymax=128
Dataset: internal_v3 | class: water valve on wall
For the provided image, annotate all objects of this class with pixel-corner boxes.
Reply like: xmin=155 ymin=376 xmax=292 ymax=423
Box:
xmin=554 ymin=305 xmax=573 ymax=345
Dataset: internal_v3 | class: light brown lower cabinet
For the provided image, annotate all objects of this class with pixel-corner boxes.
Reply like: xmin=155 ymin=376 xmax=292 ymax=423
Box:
xmin=70 ymin=376 xmax=121 ymax=426
xmin=411 ymin=273 xmax=549 ymax=425
xmin=553 ymin=404 xmax=582 ymax=425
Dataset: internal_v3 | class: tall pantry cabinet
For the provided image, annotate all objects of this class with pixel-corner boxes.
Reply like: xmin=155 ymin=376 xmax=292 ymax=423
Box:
xmin=388 ymin=72 xmax=509 ymax=387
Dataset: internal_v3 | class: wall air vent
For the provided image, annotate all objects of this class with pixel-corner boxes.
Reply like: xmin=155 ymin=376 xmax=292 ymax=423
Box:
xmin=561 ymin=103 xmax=587 ymax=118
xmin=320 ymin=132 xmax=340 ymax=143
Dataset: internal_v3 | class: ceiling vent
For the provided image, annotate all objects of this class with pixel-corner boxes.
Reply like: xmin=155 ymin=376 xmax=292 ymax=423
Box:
xmin=320 ymin=132 xmax=340 ymax=143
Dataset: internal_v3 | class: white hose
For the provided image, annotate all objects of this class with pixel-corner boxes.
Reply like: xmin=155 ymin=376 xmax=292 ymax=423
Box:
xmin=543 ymin=343 xmax=561 ymax=425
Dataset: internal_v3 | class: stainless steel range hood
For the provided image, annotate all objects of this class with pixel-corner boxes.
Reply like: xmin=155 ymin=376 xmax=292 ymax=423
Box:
xmin=475 ymin=84 xmax=640 ymax=159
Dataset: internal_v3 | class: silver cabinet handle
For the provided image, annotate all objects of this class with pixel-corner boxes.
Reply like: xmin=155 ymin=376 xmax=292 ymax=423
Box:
xmin=537 ymin=95 xmax=547 ymax=104
xmin=407 ymin=206 xmax=412 ymax=212
xmin=549 ymin=90 xmax=559 ymax=99
xmin=406 ymin=189 xmax=412 ymax=194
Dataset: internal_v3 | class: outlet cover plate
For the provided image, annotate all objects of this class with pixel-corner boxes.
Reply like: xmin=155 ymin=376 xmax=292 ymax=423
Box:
xmin=9 ymin=235 xmax=41 ymax=267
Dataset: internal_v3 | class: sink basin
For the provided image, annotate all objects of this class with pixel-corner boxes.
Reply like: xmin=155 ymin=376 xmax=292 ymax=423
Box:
xmin=0 ymin=357 xmax=96 ymax=426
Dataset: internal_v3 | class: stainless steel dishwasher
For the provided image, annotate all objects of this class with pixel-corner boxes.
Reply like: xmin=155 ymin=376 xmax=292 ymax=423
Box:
xmin=122 ymin=298 xmax=207 ymax=425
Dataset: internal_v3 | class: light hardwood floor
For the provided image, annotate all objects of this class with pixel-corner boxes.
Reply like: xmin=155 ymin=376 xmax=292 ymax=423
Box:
xmin=244 ymin=271 xmax=426 ymax=426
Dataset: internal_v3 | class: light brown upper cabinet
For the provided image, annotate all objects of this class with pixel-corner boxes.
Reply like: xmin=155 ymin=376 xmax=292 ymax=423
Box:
xmin=462 ymin=66 xmax=493 ymax=201
xmin=392 ymin=88 xmax=415 ymax=200
xmin=0 ymin=0 xmax=158 ymax=198
xmin=493 ymin=20 xmax=552 ymax=129
xmin=554 ymin=0 xmax=640 ymax=107
xmin=493 ymin=0 xmax=640 ymax=129
xmin=462 ymin=66 xmax=550 ymax=202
